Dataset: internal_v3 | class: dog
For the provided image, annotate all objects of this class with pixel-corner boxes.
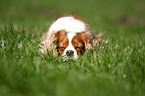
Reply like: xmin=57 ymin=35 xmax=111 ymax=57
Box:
xmin=41 ymin=14 xmax=104 ymax=59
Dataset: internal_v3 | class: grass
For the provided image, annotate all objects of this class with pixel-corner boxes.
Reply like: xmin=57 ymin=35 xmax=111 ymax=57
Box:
xmin=0 ymin=0 xmax=145 ymax=96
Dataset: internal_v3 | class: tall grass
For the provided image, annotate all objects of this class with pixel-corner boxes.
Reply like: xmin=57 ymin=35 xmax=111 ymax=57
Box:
xmin=0 ymin=0 xmax=145 ymax=96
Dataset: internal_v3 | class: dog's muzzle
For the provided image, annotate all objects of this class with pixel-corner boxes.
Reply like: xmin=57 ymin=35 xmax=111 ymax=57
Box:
xmin=66 ymin=50 xmax=74 ymax=57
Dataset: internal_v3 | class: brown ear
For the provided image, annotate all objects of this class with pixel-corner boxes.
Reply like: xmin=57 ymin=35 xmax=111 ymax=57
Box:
xmin=95 ymin=33 xmax=104 ymax=42
xmin=53 ymin=30 xmax=67 ymax=44
xmin=95 ymin=33 xmax=107 ymax=43
xmin=81 ymin=33 xmax=93 ymax=50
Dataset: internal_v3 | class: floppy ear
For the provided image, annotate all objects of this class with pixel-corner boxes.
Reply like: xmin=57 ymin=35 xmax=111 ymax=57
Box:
xmin=53 ymin=29 xmax=66 ymax=45
xmin=95 ymin=33 xmax=107 ymax=43
xmin=95 ymin=33 xmax=104 ymax=42
xmin=84 ymin=39 xmax=92 ymax=50
xmin=82 ymin=33 xmax=93 ymax=50
xmin=92 ymin=33 xmax=108 ymax=49
xmin=41 ymin=31 xmax=58 ymax=55
xmin=82 ymin=32 xmax=103 ymax=50
xmin=91 ymin=33 xmax=103 ymax=49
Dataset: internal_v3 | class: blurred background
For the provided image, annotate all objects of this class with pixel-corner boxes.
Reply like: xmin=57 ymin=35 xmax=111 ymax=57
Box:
xmin=0 ymin=0 xmax=145 ymax=96
xmin=0 ymin=0 xmax=145 ymax=34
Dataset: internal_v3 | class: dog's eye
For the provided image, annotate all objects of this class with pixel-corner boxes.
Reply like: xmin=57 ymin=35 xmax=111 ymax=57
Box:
xmin=75 ymin=47 xmax=81 ymax=50
xmin=58 ymin=47 xmax=66 ymax=50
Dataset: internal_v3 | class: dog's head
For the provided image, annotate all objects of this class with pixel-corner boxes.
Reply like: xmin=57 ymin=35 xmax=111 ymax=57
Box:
xmin=54 ymin=30 xmax=90 ymax=59
xmin=41 ymin=14 xmax=104 ymax=60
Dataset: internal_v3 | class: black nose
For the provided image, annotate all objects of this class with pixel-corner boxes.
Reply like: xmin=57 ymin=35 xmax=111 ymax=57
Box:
xmin=66 ymin=50 xmax=74 ymax=57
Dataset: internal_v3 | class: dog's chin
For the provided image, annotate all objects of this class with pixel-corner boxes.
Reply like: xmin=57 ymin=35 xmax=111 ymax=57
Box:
xmin=62 ymin=56 xmax=72 ymax=61
xmin=62 ymin=55 xmax=78 ymax=61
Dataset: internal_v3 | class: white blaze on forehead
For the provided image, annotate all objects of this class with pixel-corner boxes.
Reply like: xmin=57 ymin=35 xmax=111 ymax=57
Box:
xmin=63 ymin=33 xmax=78 ymax=59
xmin=48 ymin=16 xmax=86 ymax=34
xmin=67 ymin=33 xmax=76 ymax=52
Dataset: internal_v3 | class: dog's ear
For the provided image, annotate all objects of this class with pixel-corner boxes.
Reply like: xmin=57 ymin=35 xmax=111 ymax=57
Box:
xmin=83 ymin=32 xmax=103 ymax=50
xmin=95 ymin=33 xmax=107 ymax=43
xmin=91 ymin=33 xmax=103 ymax=49
xmin=53 ymin=30 xmax=66 ymax=45
xmin=92 ymin=33 xmax=108 ymax=50
xmin=95 ymin=33 xmax=104 ymax=42
xmin=81 ymin=33 xmax=92 ymax=50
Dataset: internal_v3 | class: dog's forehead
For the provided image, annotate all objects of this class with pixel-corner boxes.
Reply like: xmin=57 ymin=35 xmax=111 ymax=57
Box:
xmin=67 ymin=32 xmax=76 ymax=40
xmin=55 ymin=31 xmax=88 ymax=43
xmin=50 ymin=16 xmax=86 ymax=33
xmin=72 ymin=33 xmax=88 ymax=42
xmin=55 ymin=30 xmax=67 ymax=39
xmin=55 ymin=31 xmax=76 ymax=42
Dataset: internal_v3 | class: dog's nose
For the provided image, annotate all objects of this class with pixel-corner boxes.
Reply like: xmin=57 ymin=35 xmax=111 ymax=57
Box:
xmin=66 ymin=50 xmax=74 ymax=57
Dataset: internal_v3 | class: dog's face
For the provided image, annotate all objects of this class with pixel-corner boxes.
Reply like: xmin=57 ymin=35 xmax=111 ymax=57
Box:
xmin=54 ymin=30 xmax=89 ymax=59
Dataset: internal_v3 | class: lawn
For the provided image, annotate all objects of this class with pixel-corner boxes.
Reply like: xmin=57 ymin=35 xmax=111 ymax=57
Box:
xmin=0 ymin=0 xmax=145 ymax=96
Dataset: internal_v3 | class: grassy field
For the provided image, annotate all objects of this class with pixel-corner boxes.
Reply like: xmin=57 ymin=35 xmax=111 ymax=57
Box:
xmin=0 ymin=0 xmax=145 ymax=96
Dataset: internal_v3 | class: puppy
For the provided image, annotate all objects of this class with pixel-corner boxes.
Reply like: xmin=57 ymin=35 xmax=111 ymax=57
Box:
xmin=41 ymin=14 xmax=104 ymax=59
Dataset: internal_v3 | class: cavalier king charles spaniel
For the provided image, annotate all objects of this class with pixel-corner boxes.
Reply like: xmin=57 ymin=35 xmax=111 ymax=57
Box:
xmin=41 ymin=14 xmax=104 ymax=60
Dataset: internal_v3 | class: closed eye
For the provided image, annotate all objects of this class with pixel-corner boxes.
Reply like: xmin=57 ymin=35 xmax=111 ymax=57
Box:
xmin=58 ymin=47 xmax=66 ymax=50
xmin=75 ymin=47 xmax=81 ymax=49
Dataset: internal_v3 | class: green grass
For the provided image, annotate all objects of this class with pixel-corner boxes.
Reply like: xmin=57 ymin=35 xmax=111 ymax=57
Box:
xmin=0 ymin=0 xmax=145 ymax=96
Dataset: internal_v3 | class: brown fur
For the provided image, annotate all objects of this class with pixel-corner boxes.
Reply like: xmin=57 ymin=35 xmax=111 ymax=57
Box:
xmin=41 ymin=14 xmax=106 ymax=57
xmin=72 ymin=33 xmax=89 ymax=56
xmin=54 ymin=30 xmax=69 ymax=55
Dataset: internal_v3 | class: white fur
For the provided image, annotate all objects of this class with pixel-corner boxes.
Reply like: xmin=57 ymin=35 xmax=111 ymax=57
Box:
xmin=45 ymin=16 xmax=86 ymax=59
xmin=48 ymin=16 xmax=86 ymax=35
xmin=62 ymin=33 xmax=78 ymax=59
xmin=42 ymin=15 xmax=92 ymax=60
